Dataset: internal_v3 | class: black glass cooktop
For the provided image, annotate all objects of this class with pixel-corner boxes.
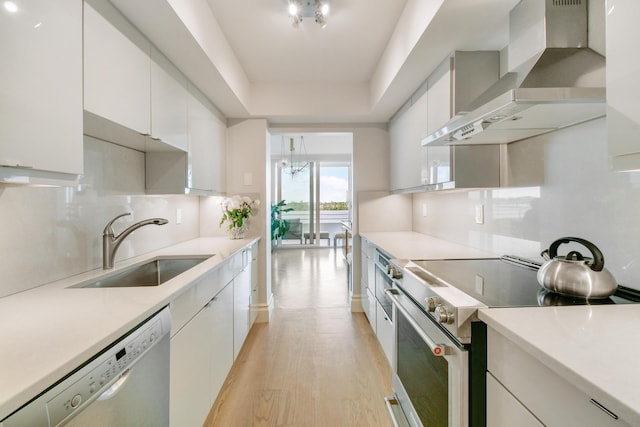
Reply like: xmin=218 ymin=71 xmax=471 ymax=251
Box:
xmin=408 ymin=257 xmax=640 ymax=307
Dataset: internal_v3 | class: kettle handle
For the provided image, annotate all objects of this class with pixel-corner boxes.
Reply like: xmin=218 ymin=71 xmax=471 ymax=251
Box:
xmin=547 ymin=237 xmax=605 ymax=272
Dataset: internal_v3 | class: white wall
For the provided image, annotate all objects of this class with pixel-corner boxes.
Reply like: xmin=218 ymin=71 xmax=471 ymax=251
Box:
xmin=413 ymin=117 xmax=640 ymax=290
xmin=0 ymin=136 xmax=199 ymax=298
xmin=200 ymin=118 xmax=272 ymax=321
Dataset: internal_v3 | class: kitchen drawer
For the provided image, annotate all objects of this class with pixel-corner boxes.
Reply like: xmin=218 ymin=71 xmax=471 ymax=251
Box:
xmin=365 ymin=288 xmax=376 ymax=331
xmin=170 ymin=265 xmax=227 ymax=335
xmin=487 ymin=328 xmax=629 ymax=427
xmin=487 ymin=372 xmax=543 ymax=427
xmin=376 ymin=301 xmax=394 ymax=367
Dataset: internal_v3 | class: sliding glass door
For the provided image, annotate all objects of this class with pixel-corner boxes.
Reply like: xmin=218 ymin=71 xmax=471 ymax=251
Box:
xmin=276 ymin=161 xmax=350 ymax=247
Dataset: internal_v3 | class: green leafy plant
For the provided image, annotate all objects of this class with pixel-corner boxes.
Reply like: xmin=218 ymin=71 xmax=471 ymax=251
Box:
xmin=271 ymin=200 xmax=293 ymax=240
xmin=219 ymin=195 xmax=260 ymax=230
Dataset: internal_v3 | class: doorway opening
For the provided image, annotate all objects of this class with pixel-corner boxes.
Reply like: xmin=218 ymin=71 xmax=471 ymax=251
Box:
xmin=270 ymin=132 xmax=352 ymax=249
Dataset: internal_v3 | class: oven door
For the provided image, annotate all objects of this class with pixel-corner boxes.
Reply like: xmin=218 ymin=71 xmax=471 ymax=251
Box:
xmin=385 ymin=289 xmax=469 ymax=427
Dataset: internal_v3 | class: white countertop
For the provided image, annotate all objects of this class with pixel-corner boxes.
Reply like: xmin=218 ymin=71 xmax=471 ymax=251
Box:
xmin=0 ymin=237 xmax=258 ymax=420
xmin=359 ymin=231 xmax=497 ymax=260
xmin=479 ymin=305 xmax=640 ymax=424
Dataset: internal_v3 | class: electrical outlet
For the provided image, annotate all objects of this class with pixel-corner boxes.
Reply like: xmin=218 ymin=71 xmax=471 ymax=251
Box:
xmin=422 ymin=203 xmax=427 ymax=217
xmin=475 ymin=204 xmax=484 ymax=224
xmin=176 ymin=208 xmax=182 ymax=224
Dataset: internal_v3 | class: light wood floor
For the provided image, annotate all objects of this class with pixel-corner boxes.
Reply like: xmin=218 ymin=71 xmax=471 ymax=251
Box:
xmin=203 ymin=248 xmax=393 ymax=427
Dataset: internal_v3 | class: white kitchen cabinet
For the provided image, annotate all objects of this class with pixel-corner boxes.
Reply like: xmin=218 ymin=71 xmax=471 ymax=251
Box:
xmin=170 ymin=299 xmax=215 ymax=427
xmin=208 ymin=283 xmax=235 ymax=402
xmin=388 ymin=51 xmax=498 ymax=190
xmin=233 ymin=248 xmax=252 ymax=360
xmin=426 ymin=51 xmax=499 ymax=134
xmin=389 ymin=81 xmax=428 ymax=191
xmin=249 ymin=242 xmax=259 ymax=325
xmin=170 ymin=282 xmax=233 ymax=427
xmin=375 ymin=301 xmax=394 ymax=367
xmin=421 ymin=51 xmax=501 ymax=188
xmin=187 ymin=84 xmax=227 ymax=194
xmin=84 ymin=0 xmax=151 ymax=136
xmin=146 ymin=82 xmax=226 ymax=195
xmin=150 ymin=47 xmax=189 ymax=151
xmin=487 ymin=326 xmax=630 ymax=427
xmin=360 ymin=237 xmax=376 ymax=327
xmin=365 ymin=288 xmax=376 ymax=332
xmin=486 ymin=373 xmax=543 ymax=427
xmin=606 ymin=0 xmax=640 ymax=171
xmin=0 ymin=0 xmax=82 ymax=182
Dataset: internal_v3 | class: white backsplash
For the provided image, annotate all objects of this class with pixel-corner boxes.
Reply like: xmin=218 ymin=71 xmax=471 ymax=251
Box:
xmin=413 ymin=117 xmax=640 ymax=290
xmin=0 ymin=136 xmax=199 ymax=298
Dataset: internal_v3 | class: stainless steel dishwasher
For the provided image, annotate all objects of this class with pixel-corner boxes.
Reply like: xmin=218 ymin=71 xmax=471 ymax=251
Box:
xmin=1 ymin=306 xmax=171 ymax=427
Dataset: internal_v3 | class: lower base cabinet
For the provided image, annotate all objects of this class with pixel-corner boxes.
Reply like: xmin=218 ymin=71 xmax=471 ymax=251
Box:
xmin=233 ymin=250 xmax=252 ymax=360
xmin=170 ymin=283 xmax=233 ymax=427
xmin=375 ymin=301 xmax=394 ymax=366
xmin=487 ymin=373 xmax=543 ymax=427
xmin=364 ymin=287 xmax=376 ymax=331
xmin=487 ymin=327 xmax=631 ymax=427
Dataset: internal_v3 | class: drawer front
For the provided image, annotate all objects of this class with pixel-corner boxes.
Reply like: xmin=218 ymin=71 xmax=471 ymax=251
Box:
xmin=375 ymin=301 xmax=394 ymax=367
xmin=170 ymin=266 xmax=226 ymax=335
xmin=487 ymin=373 xmax=543 ymax=427
xmin=487 ymin=328 xmax=629 ymax=427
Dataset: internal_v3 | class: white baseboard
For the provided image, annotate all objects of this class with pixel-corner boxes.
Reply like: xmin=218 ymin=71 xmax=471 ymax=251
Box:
xmin=251 ymin=293 xmax=274 ymax=323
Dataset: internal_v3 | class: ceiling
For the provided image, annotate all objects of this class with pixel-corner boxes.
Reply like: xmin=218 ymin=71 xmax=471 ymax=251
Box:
xmin=113 ymin=0 xmax=521 ymax=124
xmin=205 ymin=0 xmax=407 ymax=85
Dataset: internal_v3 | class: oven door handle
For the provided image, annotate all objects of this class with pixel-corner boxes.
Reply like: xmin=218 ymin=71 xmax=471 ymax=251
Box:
xmin=385 ymin=289 xmax=448 ymax=356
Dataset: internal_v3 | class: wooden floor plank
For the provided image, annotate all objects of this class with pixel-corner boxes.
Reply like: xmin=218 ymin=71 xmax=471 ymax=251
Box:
xmin=203 ymin=248 xmax=393 ymax=427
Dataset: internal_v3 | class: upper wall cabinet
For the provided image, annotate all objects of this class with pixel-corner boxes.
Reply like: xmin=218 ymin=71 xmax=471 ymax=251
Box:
xmin=607 ymin=0 xmax=640 ymax=172
xmin=151 ymin=47 xmax=189 ymax=152
xmin=389 ymin=82 xmax=428 ymax=191
xmin=389 ymin=51 xmax=499 ymax=192
xmin=0 ymin=0 xmax=83 ymax=184
xmin=146 ymin=83 xmax=226 ymax=195
xmin=426 ymin=51 xmax=500 ymax=135
xmin=84 ymin=0 xmax=189 ymax=152
xmin=84 ymin=0 xmax=151 ymax=136
xmin=187 ymin=85 xmax=226 ymax=194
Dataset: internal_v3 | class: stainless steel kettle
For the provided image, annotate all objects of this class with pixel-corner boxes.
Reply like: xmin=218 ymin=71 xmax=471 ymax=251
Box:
xmin=537 ymin=237 xmax=617 ymax=299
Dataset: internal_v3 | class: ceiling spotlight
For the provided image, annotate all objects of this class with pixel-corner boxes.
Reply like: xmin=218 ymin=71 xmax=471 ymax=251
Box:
xmin=288 ymin=1 xmax=300 ymax=16
xmin=320 ymin=2 xmax=329 ymax=16
xmin=288 ymin=0 xmax=331 ymax=28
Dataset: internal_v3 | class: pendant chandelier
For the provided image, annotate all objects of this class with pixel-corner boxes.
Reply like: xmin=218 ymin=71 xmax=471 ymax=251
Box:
xmin=288 ymin=0 xmax=331 ymax=28
xmin=280 ymin=136 xmax=309 ymax=177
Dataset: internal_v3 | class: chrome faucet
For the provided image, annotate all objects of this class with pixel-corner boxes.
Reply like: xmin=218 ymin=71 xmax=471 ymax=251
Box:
xmin=103 ymin=213 xmax=168 ymax=269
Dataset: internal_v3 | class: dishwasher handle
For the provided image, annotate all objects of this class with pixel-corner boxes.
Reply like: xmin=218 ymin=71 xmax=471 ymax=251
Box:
xmin=96 ymin=369 xmax=132 ymax=401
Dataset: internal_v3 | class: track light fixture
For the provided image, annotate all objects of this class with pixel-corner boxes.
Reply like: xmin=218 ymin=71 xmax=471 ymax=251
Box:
xmin=288 ymin=0 xmax=331 ymax=29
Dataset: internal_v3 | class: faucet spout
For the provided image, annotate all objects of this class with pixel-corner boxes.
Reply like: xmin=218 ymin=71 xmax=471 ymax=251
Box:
xmin=103 ymin=213 xmax=169 ymax=269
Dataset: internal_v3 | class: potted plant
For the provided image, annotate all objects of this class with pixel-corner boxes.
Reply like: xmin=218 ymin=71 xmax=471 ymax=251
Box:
xmin=219 ymin=195 xmax=260 ymax=239
xmin=271 ymin=200 xmax=293 ymax=244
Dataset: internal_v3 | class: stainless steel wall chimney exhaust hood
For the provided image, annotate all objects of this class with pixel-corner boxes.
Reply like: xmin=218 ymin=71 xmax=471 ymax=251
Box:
xmin=423 ymin=0 xmax=605 ymax=146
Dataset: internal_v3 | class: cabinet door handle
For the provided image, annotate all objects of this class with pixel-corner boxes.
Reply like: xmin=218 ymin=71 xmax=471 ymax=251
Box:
xmin=590 ymin=399 xmax=619 ymax=420
xmin=1 ymin=163 xmax=33 ymax=169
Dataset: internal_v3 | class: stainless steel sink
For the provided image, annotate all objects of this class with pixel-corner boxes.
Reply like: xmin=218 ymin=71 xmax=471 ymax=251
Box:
xmin=75 ymin=256 xmax=212 ymax=288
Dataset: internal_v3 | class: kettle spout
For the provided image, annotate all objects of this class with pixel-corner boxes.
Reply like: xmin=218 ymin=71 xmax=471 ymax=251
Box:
xmin=541 ymin=249 xmax=551 ymax=261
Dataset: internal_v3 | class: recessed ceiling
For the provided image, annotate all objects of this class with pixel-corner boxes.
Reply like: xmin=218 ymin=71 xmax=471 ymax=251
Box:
xmin=206 ymin=0 xmax=407 ymax=85
xmin=113 ymin=0 xmax=519 ymax=124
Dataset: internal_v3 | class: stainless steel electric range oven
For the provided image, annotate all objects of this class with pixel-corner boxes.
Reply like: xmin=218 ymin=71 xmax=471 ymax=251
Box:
xmin=383 ymin=256 xmax=640 ymax=427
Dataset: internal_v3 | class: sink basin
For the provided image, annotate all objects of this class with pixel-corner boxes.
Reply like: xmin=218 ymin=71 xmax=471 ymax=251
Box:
xmin=75 ymin=256 xmax=212 ymax=288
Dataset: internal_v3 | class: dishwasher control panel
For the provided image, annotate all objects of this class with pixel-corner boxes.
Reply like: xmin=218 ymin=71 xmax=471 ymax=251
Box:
xmin=44 ymin=311 xmax=169 ymax=426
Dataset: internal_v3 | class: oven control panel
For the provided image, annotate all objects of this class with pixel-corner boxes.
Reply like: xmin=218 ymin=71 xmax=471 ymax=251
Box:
xmin=394 ymin=260 xmax=486 ymax=343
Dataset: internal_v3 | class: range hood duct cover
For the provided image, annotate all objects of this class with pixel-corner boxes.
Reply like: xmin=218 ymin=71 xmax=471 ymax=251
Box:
xmin=423 ymin=0 xmax=606 ymax=146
